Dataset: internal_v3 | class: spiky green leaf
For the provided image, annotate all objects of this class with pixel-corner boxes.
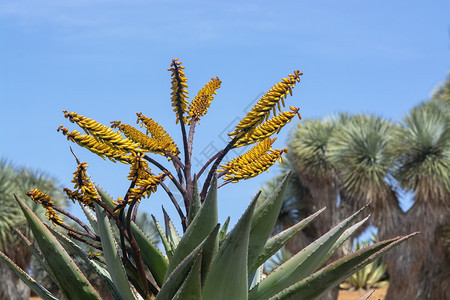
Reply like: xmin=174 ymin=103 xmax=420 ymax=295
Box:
xmin=131 ymin=221 xmax=168 ymax=286
xmin=218 ymin=216 xmax=230 ymax=241
xmin=202 ymin=196 xmax=257 ymax=300
xmin=165 ymin=177 xmax=218 ymax=280
xmin=14 ymin=195 xmax=100 ymax=300
xmin=248 ymin=174 xmax=290 ymax=271
xmin=95 ymin=202 xmax=136 ymax=300
xmin=0 ymin=250 xmax=59 ymax=300
xmin=156 ymin=225 xmax=219 ymax=300
xmin=187 ymin=176 xmax=201 ymax=225
xmin=268 ymin=233 xmax=418 ymax=299
xmin=249 ymin=206 xmax=326 ymax=274
xmin=172 ymin=253 xmax=203 ymax=300
xmin=249 ymin=204 xmax=369 ymax=300
xmin=48 ymin=226 xmax=121 ymax=300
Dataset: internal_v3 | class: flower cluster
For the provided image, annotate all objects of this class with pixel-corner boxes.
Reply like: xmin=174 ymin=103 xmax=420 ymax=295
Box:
xmin=229 ymin=70 xmax=302 ymax=139
xmin=27 ymin=189 xmax=63 ymax=225
xmin=168 ymin=58 xmax=189 ymax=124
xmin=52 ymin=59 xmax=302 ymax=225
xmin=187 ymin=77 xmax=222 ymax=124
xmin=64 ymin=162 xmax=100 ymax=209
xmin=57 ymin=125 xmax=131 ymax=163
xmin=136 ymin=113 xmax=180 ymax=156
xmin=111 ymin=121 xmax=175 ymax=158
xmin=63 ymin=111 xmax=141 ymax=154
xmin=235 ymin=106 xmax=301 ymax=147
xmin=220 ymin=138 xmax=287 ymax=182
xmin=114 ymin=155 xmax=165 ymax=210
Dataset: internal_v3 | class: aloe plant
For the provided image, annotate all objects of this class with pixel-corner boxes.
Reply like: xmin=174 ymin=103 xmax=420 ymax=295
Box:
xmin=339 ymin=235 xmax=388 ymax=290
xmin=0 ymin=59 xmax=416 ymax=300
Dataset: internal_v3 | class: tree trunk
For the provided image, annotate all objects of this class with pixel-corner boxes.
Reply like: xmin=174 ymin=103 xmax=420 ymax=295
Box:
xmin=382 ymin=199 xmax=450 ymax=300
xmin=285 ymin=171 xmax=342 ymax=300
xmin=0 ymin=262 xmax=30 ymax=300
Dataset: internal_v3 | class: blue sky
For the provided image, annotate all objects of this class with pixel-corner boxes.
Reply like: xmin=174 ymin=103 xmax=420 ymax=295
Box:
xmin=1 ymin=1 xmax=449 ymax=230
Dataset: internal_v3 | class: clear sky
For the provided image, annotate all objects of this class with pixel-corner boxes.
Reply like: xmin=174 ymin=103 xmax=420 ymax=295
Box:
xmin=1 ymin=1 xmax=449 ymax=230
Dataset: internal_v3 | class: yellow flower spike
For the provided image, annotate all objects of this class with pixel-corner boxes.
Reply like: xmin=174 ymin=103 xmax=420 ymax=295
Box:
xmin=234 ymin=106 xmax=301 ymax=147
xmin=135 ymin=113 xmax=180 ymax=156
xmin=168 ymin=58 xmax=189 ymax=124
xmin=127 ymin=154 xmax=151 ymax=182
xmin=228 ymin=70 xmax=302 ymax=138
xmin=26 ymin=189 xmax=63 ymax=225
xmin=129 ymin=173 xmax=165 ymax=202
xmin=57 ymin=125 xmax=131 ymax=163
xmin=222 ymin=148 xmax=287 ymax=182
xmin=221 ymin=138 xmax=276 ymax=171
xmin=187 ymin=77 xmax=222 ymax=124
xmin=62 ymin=111 xmax=141 ymax=154
xmin=111 ymin=121 xmax=177 ymax=157
xmin=65 ymin=162 xmax=100 ymax=209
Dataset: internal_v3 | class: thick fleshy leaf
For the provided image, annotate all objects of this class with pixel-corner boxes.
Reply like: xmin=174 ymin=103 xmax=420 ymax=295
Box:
xmin=249 ymin=204 xmax=369 ymax=300
xmin=152 ymin=215 xmax=175 ymax=259
xmin=322 ymin=216 xmax=370 ymax=265
xmin=218 ymin=216 xmax=230 ymax=241
xmin=14 ymin=229 xmax=56 ymax=283
xmin=248 ymin=174 xmax=290 ymax=271
xmin=80 ymin=203 xmax=99 ymax=235
xmin=95 ymin=202 xmax=136 ymax=300
xmin=202 ymin=196 xmax=257 ymax=300
xmin=156 ymin=225 xmax=219 ymax=300
xmin=95 ymin=184 xmax=116 ymax=210
xmin=187 ymin=176 xmax=201 ymax=226
xmin=131 ymin=221 xmax=168 ymax=286
xmin=199 ymin=222 xmax=219 ymax=287
xmin=165 ymin=177 xmax=218 ymax=280
xmin=269 ymin=233 xmax=418 ymax=299
xmin=172 ymin=252 xmax=203 ymax=300
xmin=0 ymin=250 xmax=58 ymax=300
xmin=248 ymin=266 xmax=263 ymax=290
xmin=249 ymin=206 xmax=326 ymax=274
xmin=14 ymin=195 xmax=100 ymax=300
xmin=163 ymin=206 xmax=181 ymax=249
xmin=48 ymin=226 xmax=121 ymax=300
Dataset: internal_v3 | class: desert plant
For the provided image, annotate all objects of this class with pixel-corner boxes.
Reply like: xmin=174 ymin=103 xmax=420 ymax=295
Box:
xmin=0 ymin=59 xmax=415 ymax=300
xmin=339 ymin=234 xmax=388 ymax=290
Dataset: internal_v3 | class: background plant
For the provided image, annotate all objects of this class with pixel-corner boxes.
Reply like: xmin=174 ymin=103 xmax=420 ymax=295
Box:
xmin=267 ymin=75 xmax=450 ymax=300
xmin=339 ymin=233 xmax=388 ymax=291
xmin=0 ymin=159 xmax=67 ymax=300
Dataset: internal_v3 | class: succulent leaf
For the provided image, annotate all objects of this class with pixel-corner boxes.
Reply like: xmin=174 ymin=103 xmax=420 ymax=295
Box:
xmin=14 ymin=195 xmax=101 ymax=300
xmin=165 ymin=177 xmax=218 ymax=280
xmin=163 ymin=206 xmax=181 ymax=249
xmin=218 ymin=216 xmax=230 ymax=241
xmin=172 ymin=252 xmax=203 ymax=300
xmin=249 ymin=204 xmax=370 ymax=300
xmin=152 ymin=215 xmax=175 ymax=259
xmin=0 ymin=250 xmax=59 ymax=300
xmin=247 ymin=173 xmax=290 ymax=271
xmin=202 ymin=195 xmax=257 ymax=300
xmin=249 ymin=206 xmax=326 ymax=274
xmin=268 ymin=233 xmax=419 ymax=299
xmin=131 ymin=221 xmax=168 ymax=287
xmin=156 ymin=226 xmax=219 ymax=300
xmin=187 ymin=176 xmax=201 ymax=225
xmin=48 ymin=226 xmax=122 ymax=300
xmin=95 ymin=202 xmax=136 ymax=300
xmin=14 ymin=229 xmax=56 ymax=283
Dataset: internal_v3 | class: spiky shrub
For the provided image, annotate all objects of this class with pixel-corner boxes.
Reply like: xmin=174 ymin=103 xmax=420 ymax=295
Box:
xmin=0 ymin=59 xmax=415 ymax=300
xmin=339 ymin=235 xmax=388 ymax=291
